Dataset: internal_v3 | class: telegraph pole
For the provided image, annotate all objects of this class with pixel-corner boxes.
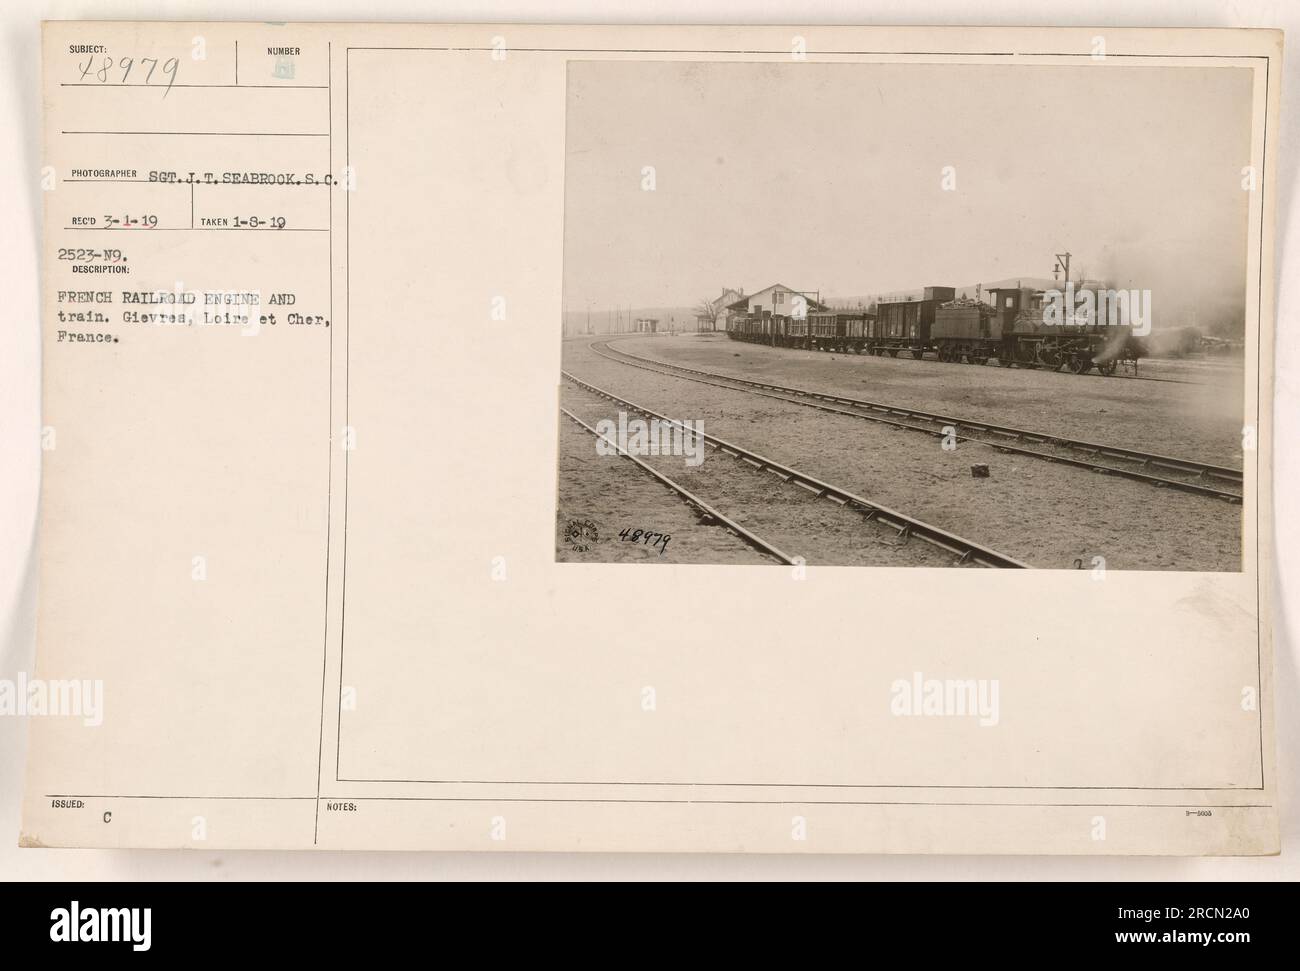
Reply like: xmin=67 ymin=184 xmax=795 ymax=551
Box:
xmin=1053 ymin=252 xmax=1072 ymax=287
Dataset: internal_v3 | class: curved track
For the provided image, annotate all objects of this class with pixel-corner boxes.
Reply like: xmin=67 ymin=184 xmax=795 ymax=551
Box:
xmin=589 ymin=339 xmax=1244 ymax=504
xmin=562 ymin=407 xmax=795 ymax=564
xmin=563 ymin=372 xmax=1029 ymax=569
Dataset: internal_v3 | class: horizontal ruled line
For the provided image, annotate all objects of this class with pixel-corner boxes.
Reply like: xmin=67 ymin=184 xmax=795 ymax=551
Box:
xmin=42 ymin=793 xmax=1275 ymax=809
xmin=47 ymin=794 xmax=316 ymax=801
xmin=62 ymin=226 xmax=328 ymax=232
xmin=64 ymin=179 xmax=333 ymax=186
xmin=62 ymin=130 xmax=328 ymax=136
xmin=337 ymin=778 xmax=1268 ymax=791
xmin=344 ymin=47 xmax=1267 ymax=59
xmin=60 ymin=82 xmax=327 ymax=89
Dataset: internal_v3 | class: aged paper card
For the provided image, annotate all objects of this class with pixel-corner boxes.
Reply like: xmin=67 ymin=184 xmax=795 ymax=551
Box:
xmin=24 ymin=22 xmax=1280 ymax=853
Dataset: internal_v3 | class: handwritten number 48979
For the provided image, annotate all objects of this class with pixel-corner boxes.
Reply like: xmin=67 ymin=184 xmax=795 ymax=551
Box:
xmin=619 ymin=528 xmax=670 ymax=555
xmin=78 ymin=56 xmax=179 ymax=96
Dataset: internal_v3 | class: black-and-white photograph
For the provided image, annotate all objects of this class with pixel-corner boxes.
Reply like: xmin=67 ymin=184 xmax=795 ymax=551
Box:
xmin=557 ymin=60 xmax=1252 ymax=570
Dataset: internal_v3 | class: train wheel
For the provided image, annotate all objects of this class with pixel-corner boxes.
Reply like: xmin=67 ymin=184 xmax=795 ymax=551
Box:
xmin=1096 ymin=360 xmax=1117 ymax=377
xmin=1067 ymin=356 xmax=1091 ymax=374
xmin=912 ymin=348 xmax=925 ymax=360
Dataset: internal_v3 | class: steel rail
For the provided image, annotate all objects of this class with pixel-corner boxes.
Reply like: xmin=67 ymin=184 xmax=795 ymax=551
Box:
xmin=589 ymin=339 xmax=1244 ymax=504
xmin=563 ymin=373 xmax=1029 ymax=569
xmin=561 ymin=407 xmax=796 ymax=565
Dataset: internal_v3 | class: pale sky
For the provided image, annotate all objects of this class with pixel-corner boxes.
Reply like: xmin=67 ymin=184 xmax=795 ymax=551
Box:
xmin=563 ymin=60 xmax=1253 ymax=320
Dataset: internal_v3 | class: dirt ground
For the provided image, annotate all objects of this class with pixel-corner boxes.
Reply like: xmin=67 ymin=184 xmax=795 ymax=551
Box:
xmin=561 ymin=387 xmax=964 ymax=568
xmin=609 ymin=332 xmax=1246 ymax=468
xmin=555 ymin=414 xmax=767 ymax=565
xmin=556 ymin=335 xmax=1244 ymax=571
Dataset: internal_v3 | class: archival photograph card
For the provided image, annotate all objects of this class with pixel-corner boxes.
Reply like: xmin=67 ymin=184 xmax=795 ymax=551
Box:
xmin=23 ymin=21 xmax=1280 ymax=854
xmin=557 ymin=59 xmax=1251 ymax=572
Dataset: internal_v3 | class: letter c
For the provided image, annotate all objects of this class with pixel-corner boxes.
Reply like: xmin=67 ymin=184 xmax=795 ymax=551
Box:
xmin=103 ymin=811 xmax=112 ymax=823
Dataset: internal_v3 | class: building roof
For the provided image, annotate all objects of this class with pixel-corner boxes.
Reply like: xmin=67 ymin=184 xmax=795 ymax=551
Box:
xmin=726 ymin=283 xmax=829 ymax=313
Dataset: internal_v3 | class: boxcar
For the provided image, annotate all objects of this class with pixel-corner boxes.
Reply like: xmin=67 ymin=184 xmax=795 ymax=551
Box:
xmin=871 ymin=286 xmax=955 ymax=358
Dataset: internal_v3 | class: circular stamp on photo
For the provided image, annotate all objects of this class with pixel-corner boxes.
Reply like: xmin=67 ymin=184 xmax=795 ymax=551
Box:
xmin=564 ymin=518 xmax=599 ymax=553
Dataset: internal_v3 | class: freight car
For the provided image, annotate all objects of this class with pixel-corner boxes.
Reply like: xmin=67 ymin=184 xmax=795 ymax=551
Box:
xmin=807 ymin=309 xmax=874 ymax=352
xmin=726 ymin=308 xmax=874 ymax=352
xmin=932 ymin=287 xmax=1144 ymax=375
xmin=870 ymin=286 xmax=955 ymax=358
xmin=726 ymin=310 xmax=779 ymax=344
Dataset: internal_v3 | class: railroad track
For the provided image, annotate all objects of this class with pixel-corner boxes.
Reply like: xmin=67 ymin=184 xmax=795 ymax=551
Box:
xmin=561 ymin=407 xmax=795 ymax=565
xmin=563 ymin=372 xmax=1028 ymax=569
xmin=588 ymin=339 xmax=1244 ymax=504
